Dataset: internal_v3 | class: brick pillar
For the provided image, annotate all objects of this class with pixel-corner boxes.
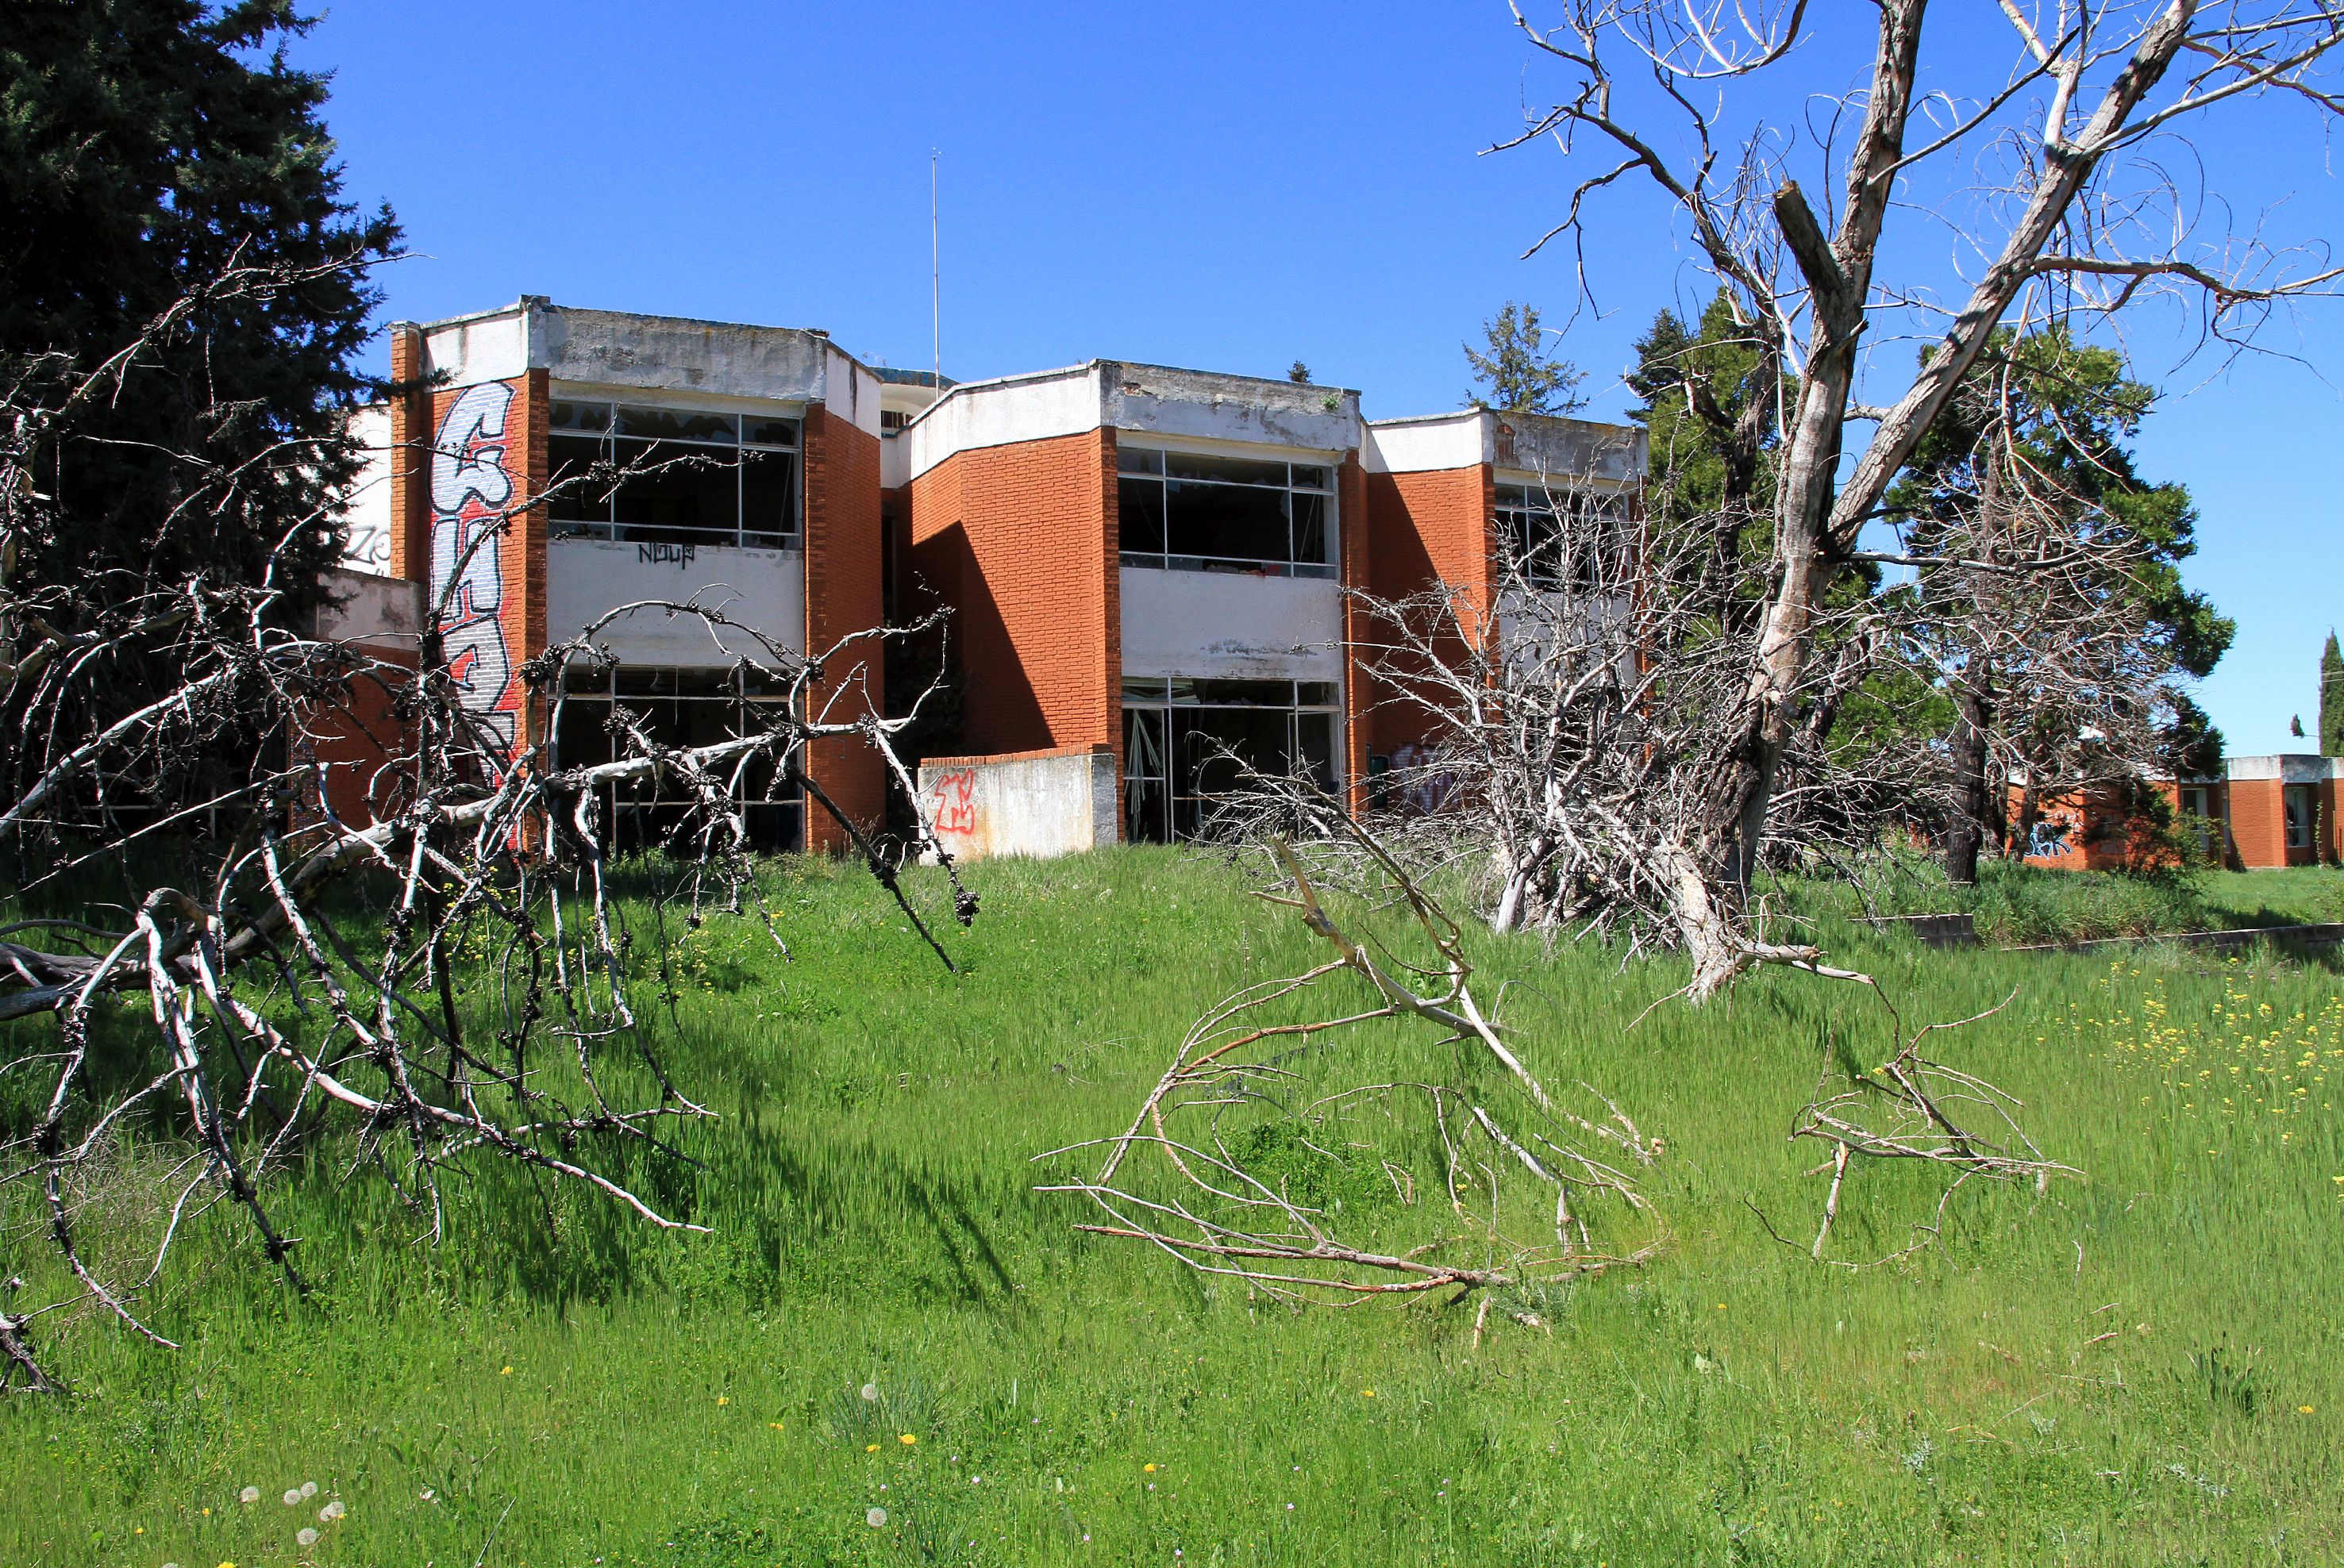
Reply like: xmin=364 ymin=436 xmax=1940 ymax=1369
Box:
xmin=801 ymin=405 xmax=887 ymax=852
xmin=1097 ymin=427 xmax=1124 ymax=833
xmin=386 ymin=323 xmax=429 ymax=584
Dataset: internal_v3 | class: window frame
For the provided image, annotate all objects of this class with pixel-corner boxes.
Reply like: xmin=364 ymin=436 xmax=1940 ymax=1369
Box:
xmin=1116 ymin=444 xmax=1339 ymax=578
xmin=1493 ymin=479 xmax=1634 ymax=592
xmin=548 ymin=663 xmax=805 ymax=853
xmin=1121 ymin=675 xmax=1342 ymax=841
xmin=548 ymin=398 xmax=804 ymax=551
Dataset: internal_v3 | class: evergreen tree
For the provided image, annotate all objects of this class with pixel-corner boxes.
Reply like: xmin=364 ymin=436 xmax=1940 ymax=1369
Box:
xmin=1 ymin=0 xmax=399 ymax=611
xmin=1465 ymin=302 xmax=1584 ymax=416
xmin=2322 ymin=632 xmax=2344 ymax=757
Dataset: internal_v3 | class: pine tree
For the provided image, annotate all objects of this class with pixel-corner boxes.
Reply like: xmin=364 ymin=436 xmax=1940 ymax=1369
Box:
xmin=1 ymin=0 xmax=400 ymax=610
xmin=1465 ymin=303 xmax=1585 ymax=416
xmin=2321 ymin=632 xmax=2344 ymax=756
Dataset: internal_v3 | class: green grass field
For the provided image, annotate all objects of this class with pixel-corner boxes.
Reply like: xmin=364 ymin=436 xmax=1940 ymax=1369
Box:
xmin=7 ymin=850 xmax=2342 ymax=1566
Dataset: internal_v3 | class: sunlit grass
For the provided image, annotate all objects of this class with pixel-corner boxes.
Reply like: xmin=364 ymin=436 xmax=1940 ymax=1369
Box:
xmin=6 ymin=849 xmax=2341 ymax=1566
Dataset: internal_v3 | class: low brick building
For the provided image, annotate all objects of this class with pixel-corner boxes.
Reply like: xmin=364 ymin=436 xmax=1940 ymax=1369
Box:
xmin=2018 ymin=755 xmax=2342 ymax=872
xmin=325 ymin=300 xmax=1644 ymax=856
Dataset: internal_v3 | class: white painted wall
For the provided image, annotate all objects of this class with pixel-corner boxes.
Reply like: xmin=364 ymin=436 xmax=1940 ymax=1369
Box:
xmin=2228 ymin=755 xmax=2344 ymax=782
xmin=317 ymin=566 xmax=423 ymax=652
xmin=1103 ymin=361 xmax=1360 ymax=455
xmin=822 ymin=345 xmax=884 ymax=439
xmin=918 ymin=748 xmax=1118 ymax=861
xmin=545 ymin=540 xmax=805 ymax=665
xmin=340 ymin=404 xmax=395 ymax=572
xmin=1364 ymin=412 xmax=1486 ymax=474
xmin=1120 ymin=567 xmax=1343 ymax=681
xmin=897 ymin=364 xmax=1103 ymax=482
xmin=421 ymin=308 xmax=529 ymax=387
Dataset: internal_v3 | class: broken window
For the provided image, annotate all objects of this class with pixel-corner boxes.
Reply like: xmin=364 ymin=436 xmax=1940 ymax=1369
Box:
xmin=550 ymin=664 xmax=803 ymax=852
xmin=2284 ymin=784 xmax=2315 ymax=851
xmin=1121 ymin=676 xmax=1340 ymax=842
xmin=1495 ymin=482 xmax=1632 ymax=591
xmin=548 ymin=401 xmax=801 ymax=549
xmin=1118 ymin=447 xmax=1336 ymax=577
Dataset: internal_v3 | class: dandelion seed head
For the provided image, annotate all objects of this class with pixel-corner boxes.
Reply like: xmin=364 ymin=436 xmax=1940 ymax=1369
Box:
xmin=299 ymin=1482 xmax=317 ymax=1500
xmin=296 ymin=1527 xmax=319 ymax=1547
xmin=282 ymin=1490 xmax=302 ymax=1507
xmin=860 ymin=1383 xmax=879 ymax=1401
xmin=238 ymin=1485 xmax=260 ymax=1505
xmin=867 ymin=1507 xmax=887 ymax=1528
xmin=318 ymin=1501 xmax=345 ymax=1521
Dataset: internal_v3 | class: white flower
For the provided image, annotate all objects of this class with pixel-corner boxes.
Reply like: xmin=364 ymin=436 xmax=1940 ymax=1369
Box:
xmin=283 ymin=1489 xmax=302 ymax=1506
xmin=238 ymin=1485 xmax=260 ymax=1505
xmin=297 ymin=1526 xmax=320 ymax=1547
xmin=319 ymin=1499 xmax=347 ymax=1521
xmin=866 ymin=1507 xmax=888 ymax=1528
xmin=300 ymin=1482 xmax=318 ymax=1500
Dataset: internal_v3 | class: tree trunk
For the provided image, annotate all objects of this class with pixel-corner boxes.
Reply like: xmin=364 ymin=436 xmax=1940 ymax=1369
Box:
xmin=1944 ymin=678 xmax=1993 ymax=884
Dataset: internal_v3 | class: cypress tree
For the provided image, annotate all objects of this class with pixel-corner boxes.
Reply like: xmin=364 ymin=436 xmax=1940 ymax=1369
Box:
xmin=2321 ymin=632 xmax=2344 ymax=756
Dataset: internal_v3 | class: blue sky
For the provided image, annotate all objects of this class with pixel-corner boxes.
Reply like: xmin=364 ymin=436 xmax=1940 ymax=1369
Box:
xmin=292 ymin=2 xmax=2334 ymax=755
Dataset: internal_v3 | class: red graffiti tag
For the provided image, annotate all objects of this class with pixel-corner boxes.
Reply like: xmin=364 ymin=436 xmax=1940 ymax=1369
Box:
xmin=930 ymin=769 xmax=978 ymax=836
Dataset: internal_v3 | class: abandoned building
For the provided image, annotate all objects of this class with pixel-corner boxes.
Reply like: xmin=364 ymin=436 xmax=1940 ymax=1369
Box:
xmin=2015 ymin=755 xmax=2344 ymax=873
xmin=320 ymin=297 xmax=1645 ymax=857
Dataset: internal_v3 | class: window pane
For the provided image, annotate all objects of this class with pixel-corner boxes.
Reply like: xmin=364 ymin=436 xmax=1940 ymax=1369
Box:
xmin=742 ymin=415 xmax=799 ymax=448
xmin=1121 ymin=679 xmax=1169 ymax=705
xmin=1291 ymin=464 xmax=1333 ymax=492
xmin=1125 ymin=705 xmax=1168 ymax=780
xmin=741 ymin=448 xmax=798 ymax=543
xmin=548 ymin=434 xmax=610 ymax=526
xmin=552 ymin=698 xmax=615 ymax=771
xmin=1295 ymin=712 xmax=1337 ymax=791
xmin=1295 ymin=682 xmax=1337 ymax=707
xmin=1166 ymin=479 xmax=1288 ymax=563
xmin=1190 ymin=678 xmax=1293 ymax=707
xmin=1118 ymin=446 xmax=1164 ymax=475
xmin=617 ymin=405 xmax=737 ymax=444
xmin=551 ymin=400 xmax=611 ymax=433
xmin=613 ymin=438 xmax=739 ymax=540
xmin=1291 ymin=490 xmax=1328 ymax=566
xmin=1164 ymin=452 xmax=1287 ymax=486
xmin=1118 ymin=477 xmax=1167 ymax=555
xmin=1176 ymin=707 xmax=1291 ymax=799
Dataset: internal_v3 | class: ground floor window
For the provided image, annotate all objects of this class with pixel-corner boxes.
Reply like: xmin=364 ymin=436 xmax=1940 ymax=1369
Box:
xmin=1121 ymin=677 xmax=1339 ymax=843
xmin=551 ymin=666 xmax=803 ymax=853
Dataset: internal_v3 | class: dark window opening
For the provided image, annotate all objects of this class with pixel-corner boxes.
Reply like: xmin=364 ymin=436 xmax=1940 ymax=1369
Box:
xmin=1122 ymin=677 xmax=1340 ymax=844
xmin=1117 ymin=446 xmax=1336 ymax=577
xmin=548 ymin=400 xmax=800 ymax=550
xmin=551 ymin=665 xmax=803 ymax=854
xmin=1495 ymin=482 xmax=1631 ymax=591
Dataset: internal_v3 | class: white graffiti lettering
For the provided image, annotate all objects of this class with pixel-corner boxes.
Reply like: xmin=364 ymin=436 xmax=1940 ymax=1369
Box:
xmin=429 ymin=382 xmax=519 ymax=751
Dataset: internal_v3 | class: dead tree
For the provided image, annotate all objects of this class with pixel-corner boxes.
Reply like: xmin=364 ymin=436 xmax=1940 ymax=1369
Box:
xmin=1752 ymin=990 xmax=2076 ymax=1267
xmin=1349 ymin=472 xmax=1894 ymax=986
xmin=1500 ymin=0 xmax=2344 ymax=990
xmin=0 ymin=276 xmax=970 ymax=1391
xmin=1041 ymin=813 xmax=1665 ymax=1331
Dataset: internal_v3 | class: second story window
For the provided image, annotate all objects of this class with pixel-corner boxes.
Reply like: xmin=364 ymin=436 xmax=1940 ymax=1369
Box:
xmin=1495 ymin=482 xmax=1632 ymax=591
xmin=548 ymin=401 xmax=801 ymax=550
xmin=1118 ymin=448 xmax=1336 ymax=578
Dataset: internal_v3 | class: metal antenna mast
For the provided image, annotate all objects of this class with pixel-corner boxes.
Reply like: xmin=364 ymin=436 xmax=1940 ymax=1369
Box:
xmin=930 ymin=148 xmax=941 ymax=380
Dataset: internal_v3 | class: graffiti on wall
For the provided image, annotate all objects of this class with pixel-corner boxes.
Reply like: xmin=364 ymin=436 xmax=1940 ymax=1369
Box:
xmin=929 ymin=768 xmax=978 ymax=836
xmin=429 ymin=382 xmax=523 ymax=751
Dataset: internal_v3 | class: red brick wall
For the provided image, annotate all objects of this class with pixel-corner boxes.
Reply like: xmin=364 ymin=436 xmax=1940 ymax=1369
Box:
xmin=1360 ymin=463 xmax=1491 ymax=761
xmin=2228 ymin=778 xmax=2288 ymax=868
xmin=298 ymin=648 xmax=417 ymax=826
xmin=386 ymin=325 xmax=429 ymax=585
xmin=904 ymin=430 xmax=1120 ymax=771
xmin=802 ymin=408 xmax=888 ymax=850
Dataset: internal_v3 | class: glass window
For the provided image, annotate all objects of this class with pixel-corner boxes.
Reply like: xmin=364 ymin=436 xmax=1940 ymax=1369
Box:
xmin=1118 ymin=446 xmax=1338 ymax=577
xmin=552 ymin=663 xmax=802 ymax=854
xmin=545 ymin=399 xmax=800 ymax=548
xmin=1496 ymin=482 xmax=1630 ymax=591
xmin=1121 ymin=676 xmax=1342 ymax=843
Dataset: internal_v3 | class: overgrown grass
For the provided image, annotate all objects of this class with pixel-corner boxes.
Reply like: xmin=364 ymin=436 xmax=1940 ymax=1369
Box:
xmin=6 ymin=850 xmax=2342 ymax=1566
xmin=1802 ymin=850 xmax=2344 ymax=945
